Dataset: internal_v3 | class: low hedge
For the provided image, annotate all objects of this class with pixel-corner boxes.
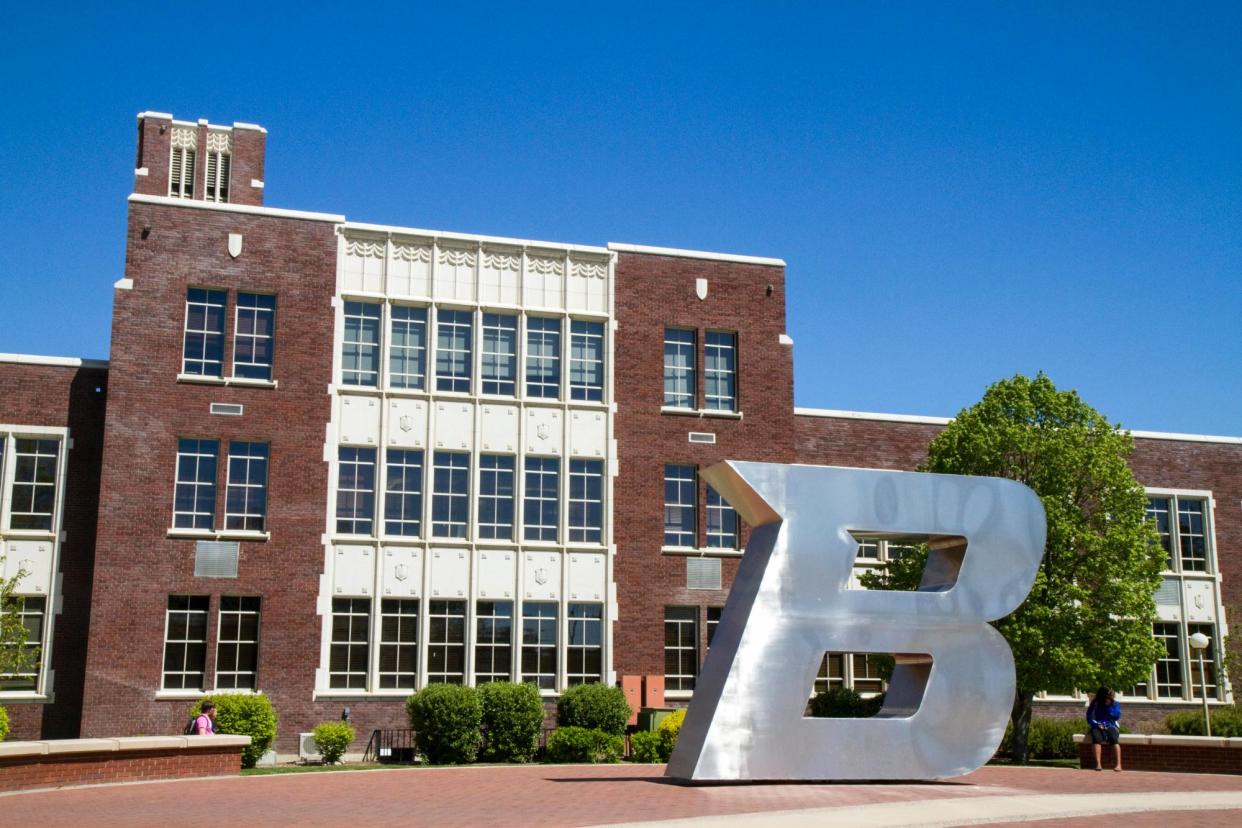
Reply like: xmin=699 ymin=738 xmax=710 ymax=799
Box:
xmin=629 ymin=730 xmax=663 ymax=763
xmin=556 ymin=683 xmax=631 ymax=736
xmin=312 ymin=721 xmax=355 ymax=764
xmin=407 ymin=684 xmax=482 ymax=764
xmin=809 ymin=687 xmax=884 ymax=718
xmin=479 ymin=681 xmax=544 ymax=763
xmin=658 ymin=708 xmax=686 ymax=760
xmin=999 ymin=718 xmax=1082 ymax=760
xmin=192 ymin=693 xmax=277 ymax=768
xmin=546 ymin=726 xmax=623 ymax=763
xmin=0 ymin=704 xmax=9 ymax=741
xmin=1166 ymin=706 xmax=1242 ymax=738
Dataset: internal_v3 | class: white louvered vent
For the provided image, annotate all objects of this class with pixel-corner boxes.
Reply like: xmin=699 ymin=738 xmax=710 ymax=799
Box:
xmin=210 ymin=402 xmax=244 ymax=416
xmin=195 ymin=540 xmax=239 ymax=578
xmin=687 ymin=557 xmax=722 ymax=590
xmin=169 ymin=147 xmax=196 ymax=198
xmin=1155 ymin=580 xmax=1180 ymax=607
xmin=688 ymin=432 xmax=716 ymax=444
xmin=204 ymin=151 xmax=231 ymax=203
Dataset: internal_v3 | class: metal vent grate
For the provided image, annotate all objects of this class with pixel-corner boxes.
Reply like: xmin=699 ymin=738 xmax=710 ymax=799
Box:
xmin=688 ymin=432 xmax=717 ymax=444
xmin=195 ymin=540 xmax=240 ymax=578
xmin=210 ymin=402 xmax=244 ymax=416
xmin=687 ymin=557 xmax=722 ymax=590
xmin=1155 ymin=580 xmax=1180 ymax=607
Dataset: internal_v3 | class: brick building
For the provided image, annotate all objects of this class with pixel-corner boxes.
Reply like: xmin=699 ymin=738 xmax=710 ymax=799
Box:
xmin=0 ymin=112 xmax=1237 ymax=748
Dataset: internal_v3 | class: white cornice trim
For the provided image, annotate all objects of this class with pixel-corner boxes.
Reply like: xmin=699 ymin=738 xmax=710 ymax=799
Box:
xmin=607 ymin=242 xmax=785 ymax=267
xmin=0 ymin=353 xmax=109 ymax=369
xmin=128 ymin=193 xmax=345 ymax=223
xmin=232 ymin=121 xmax=267 ymax=133
xmin=136 ymin=110 xmax=173 ymax=120
xmin=1130 ymin=429 xmax=1242 ymax=445
xmin=343 ymin=221 xmax=612 ymax=256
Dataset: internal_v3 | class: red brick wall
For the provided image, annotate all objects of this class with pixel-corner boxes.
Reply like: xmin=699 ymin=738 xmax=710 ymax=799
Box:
xmin=0 ymin=746 xmax=242 ymax=793
xmin=230 ymin=127 xmax=266 ymax=207
xmin=0 ymin=362 xmax=107 ymax=740
xmin=134 ymin=114 xmax=171 ymax=198
xmin=132 ymin=113 xmax=265 ymax=206
xmin=1077 ymin=740 xmax=1242 ymax=774
xmin=612 ymin=251 xmax=794 ymax=680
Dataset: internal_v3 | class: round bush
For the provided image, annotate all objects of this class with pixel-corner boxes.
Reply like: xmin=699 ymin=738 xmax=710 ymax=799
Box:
xmin=556 ymin=683 xmax=631 ymax=736
xmin=657 ymin=708 xmax=686 ymax=760
xmin=0 ymin=704 xmax=9 ymax=742
xmin=810 ymin=687 xmax=871 ymax=718
xmin=545 ymin=726 xmax=623 ymax=764
xmin=407 ymin=684 xmax=482 ymax=764
xmin=629 ymin=730 xmax=663 ymax=763
xmin=1166 ymin=706 xmax=1242 ymax=738
xmin=999 ymin=717 xmax=1093 ymax=760
xmin=312 ymin=721 xmax=355 ymax=764
xmin=192 ymin=693 xmax=277 ymax=768
xmin=479 ymin=681 xmax=544 ymax=763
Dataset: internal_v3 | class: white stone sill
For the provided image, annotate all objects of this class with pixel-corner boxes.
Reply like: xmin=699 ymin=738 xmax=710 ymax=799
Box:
xmin=660 ymin=406 xmax=743 ymax=420
xmin=166 ymin=529 xmax=270 ymax=541
xmin=660 ymin=546 xmax=743 ymax=558
xmin=176 ymin=373 xmax=277 ymax=389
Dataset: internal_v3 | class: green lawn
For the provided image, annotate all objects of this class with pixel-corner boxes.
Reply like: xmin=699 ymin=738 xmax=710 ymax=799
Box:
xmin=242 ymin=763 xmax=388 ymax=776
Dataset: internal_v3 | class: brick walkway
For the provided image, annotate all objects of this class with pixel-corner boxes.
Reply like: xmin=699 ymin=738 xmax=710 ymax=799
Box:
xmin=3 ymin=764 xmax=1242 ymax=827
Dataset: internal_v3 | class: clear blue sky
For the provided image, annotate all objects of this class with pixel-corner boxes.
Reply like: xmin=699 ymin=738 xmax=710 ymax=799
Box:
xmin=2 ymin=2 xmax=1238 ymax=435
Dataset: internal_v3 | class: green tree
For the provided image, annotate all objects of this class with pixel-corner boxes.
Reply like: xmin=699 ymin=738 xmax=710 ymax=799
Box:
xmin=861 ymin=373 xmax=1164 ymax=764
xmin=0 ymin=558 xmax=40 ymax=683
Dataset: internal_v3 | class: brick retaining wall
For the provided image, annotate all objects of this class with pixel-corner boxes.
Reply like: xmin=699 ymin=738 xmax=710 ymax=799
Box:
xmin=1075 ymin=734 xmax=1242 ymax=775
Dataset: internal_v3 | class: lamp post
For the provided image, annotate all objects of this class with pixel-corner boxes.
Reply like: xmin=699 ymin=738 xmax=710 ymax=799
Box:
xmin=1188 ymin=631 xmax=1212 ymax=737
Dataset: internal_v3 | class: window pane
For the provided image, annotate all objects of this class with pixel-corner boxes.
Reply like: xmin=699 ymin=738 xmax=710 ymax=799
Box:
xmin=525 ymin=317 xmax=561 ymax=399
xmin=389 ymin=306 xmax=428 ymax=390
xmin=479 ymin=455 xmax=516 ymax=540
xmin=569 ymin=320 xmax=604 ymax=402
xmin=435 ymin=310 xmax=473 ymax=393
xmin=481 ymin=314 xmax=518 ymax=396
xmin=664 ymin=606 xmax=698 ymax=691
xmin=225 ymin=442 xmax=268 ymax=531
xmin=337 ymin=447 xmax=376 ymax=535
xmin=342 ymin=302 xmax=381 ymax=387
xmin=705 ymin=483 xmax=738 ymax=549
xmin=384 ymin=449 xmax=424 ymax=537
xmin=663 ymin=328 xmax=695 ymax=409
xmin=162 ymin=595 xmax=209 ymax=690
xmin=173 ymin=439 xmax=217 ymax=530
xmin=10 ymin=439 xmax=60 ymax=531
xmin=234 ymin=293 xmax=276 ymax=380
xmin=663 ymin=464 xmax=695 ymax=547
xmin=568 ymin=459 xmax=604 ymax=544
xmin=523 ymin=457 xmax=559 ymax=542
xmin=703 ymin=331 xmax=737 ymax=411
xmin=431 ymin=452 xmax=470 ymax=538
xmin=183 ymin=289 xmax=226 ymax=377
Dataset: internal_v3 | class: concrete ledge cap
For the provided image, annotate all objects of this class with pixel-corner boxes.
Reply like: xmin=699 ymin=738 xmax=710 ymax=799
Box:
xmin=184 ymin=735 xmax=252 ymax=749
xmin=44 ymin=738 xmax=121 ymax=755
xmin=1148 ymin=734 xmax=1229 ymax=748
xmin=113 ymin=736 xmax=191 ymax=750
xmin=0 ymin=741 xmax=51 ymax=758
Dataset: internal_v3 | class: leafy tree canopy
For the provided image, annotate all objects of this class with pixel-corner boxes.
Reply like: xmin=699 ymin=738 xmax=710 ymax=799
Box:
xmin=1 ymin=559 xmax=40 ymax=681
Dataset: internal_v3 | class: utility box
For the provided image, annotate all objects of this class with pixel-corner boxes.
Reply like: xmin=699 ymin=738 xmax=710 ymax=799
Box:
xmin=637 ymin=708 xmax=675 ymax=732
xmin=621 ymin=675 xmax=642 ymax=726
xmin=642 ymin=674 xmax=665 ymax=708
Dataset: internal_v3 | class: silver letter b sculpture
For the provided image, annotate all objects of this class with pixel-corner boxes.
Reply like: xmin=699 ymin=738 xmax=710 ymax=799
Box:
xmin=665 ymin=462 xmax=1046 ymax=782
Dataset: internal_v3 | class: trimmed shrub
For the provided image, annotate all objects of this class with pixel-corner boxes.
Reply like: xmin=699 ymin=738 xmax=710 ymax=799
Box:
xmin=657 ymin=708 xmax=687 ymax=760
xmin=999 ymin=718 xmax=1083 ymax=760
xmin=312 ymin=721 xmax=355 ymax=764
xmin=546 ymin=726 xmax=623 ymax=764
xmin=407 ymin=684 xmax=482 ymax=764
xmin=629 ymin=730 xmax=663 ymax=763
xmin=1166 ymin=706 xmax=1242 ymax=738
xmin=556 ymin=683 xmax=631 ymax=736
xmin=192 ymin=693 xmax=277 ymax=768
xmin=479 ymin=681 xmax=544 ymax=763
xmin=810 ymin=687 xmax=873 ymax=718
xmin=0 ymin=704 xmax=9 ymax=741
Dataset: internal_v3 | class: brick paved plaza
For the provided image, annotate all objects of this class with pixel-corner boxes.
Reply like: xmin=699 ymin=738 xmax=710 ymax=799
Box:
xmin=4 ymin=764 xmax=1242 ymax=827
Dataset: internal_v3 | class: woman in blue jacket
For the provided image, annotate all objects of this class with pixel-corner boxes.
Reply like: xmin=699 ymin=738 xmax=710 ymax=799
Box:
xmin=1086 ymin=686 xmax=1122 ymax=771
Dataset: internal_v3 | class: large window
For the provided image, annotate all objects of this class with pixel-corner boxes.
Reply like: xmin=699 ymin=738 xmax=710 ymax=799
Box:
xmin=478 ymin=455 xmax=515 ymax=540
xmin=0 ymin=596 xmax=45 ymax=691
xmin=569 ymin=320 xmax=604 ymax=402
xmin=567 ymin=603 xmax=603 ymax=685
xmin=814 ymin=654 xmax=845 ymax=693
xmin=475 ymin=600 xmax=513 ymax=683
xmin=1147 ymin=495 xmax=1212 ymax=573
xmin=663 ymin=464 xmax=696 ymax=547
xmin=521 ymin=602 xmax=558 ymax=689
xmin=342 ymin=301 xmax=381 ymax=387
xmin=435 ymin=309 xmax=473 ymax=393
xmin=1188 ymin=622 xmax=1219 ymax=699
xmin=705 ymin=483 xmax=738 ymax=549
xmin=481 ymin=313 xmax=518 ymax=396
xmin=1153 ymin=622 xmax=1183 ymax=699
xmin=664 ymin=606 xmax=698 ymax=691
xmin=215 ymin=596 xmax=260 ymax=690
xmin=427 ymin=600 xmax=466 ymax=684
xmin=384 ymin=449 xmax=424 ymax=537
xmin=663 ymin=328 xmax=695 ymax=409
xmin=225 ymin=442 xmax=268 ymax=531
xmin=568 ymin=459 xmax=604 ymax=543
xmin=525 ymin=317 xmax=561 ymax=398
xmin=379 ymin=598 xmax=420 ymax=689
xmin=337 ymin=447 xmax=377 ymax=535
xmin=174 ymin=439 xmax=218 ymax=530
xmin=523 ymin=457 xmax=559 ymax=542
xmin=183 ymin=288 xmax=227 ymax=377
xmin=703 ymin=331 xmax=737 ymax=411
xmin=389 ymin=306 xmax=428 ymax=390
xmin=10 ymin=439 xmax=59 ymax=531
xmin=233 ymin=293 xmax=275 ymax=381
xmin=329 ymin=598 xmax=370 ymax=689
xmin=431 ymin=452 xmax=470 ymax=538
xmin=162 ymin=595 xmax=209 ymax=690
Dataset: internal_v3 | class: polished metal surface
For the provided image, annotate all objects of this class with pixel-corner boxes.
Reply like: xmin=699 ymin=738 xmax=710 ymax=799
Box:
xmin=665 ymin=462 xmax=1046 ymax=782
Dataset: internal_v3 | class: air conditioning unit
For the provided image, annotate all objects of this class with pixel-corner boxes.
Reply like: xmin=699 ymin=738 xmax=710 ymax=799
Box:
xmin=298 ymin=732 xmax=321 ymax=763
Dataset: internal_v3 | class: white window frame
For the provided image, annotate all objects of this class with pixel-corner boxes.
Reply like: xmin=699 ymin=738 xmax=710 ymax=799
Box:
xmin=215 ymin=596 xmax=260 ymax=690
xmin=523 ymin=456 xmax=559 ymax=542
xmin=703 ymin=330 xmax=737 ymax=411
xmin=341 ymin=301 xmax=382 ymax=387
xmin=232 ymin=293 xmax=276 ymax=381
xmin=430 ymin=451 xmax=470 ymax=539
xmin=389 ymin=305 xmax=428 ymax=390
xmin=663 ymin=328 xmax=696 ymax=409
xmin=426 ymin=599 xmax=467 ymax=684
xmin=336 ymin=447 xmax=377 ymax=536
xmin=474 ymin=600 xmax=514 ymax=684
xmin=480 ymin=313 xmax=518 ymax=396
xmin=664 ymin=606 xmax=698 ymax=692
xmin=435 ymin=308 xmax=473 ymax=393
xmin=173 ymin=438 xmax=219 ymax=530
xmin=521 ymin=601 xmax=558 ymax=690
xmin=569 ymin=319 xmax=605 ymax=402
xmin=224 ymin=441 xmax=268 ymax=532
xmin=328 ymin=597 xmax=371 ymax=690
xmin=663 ymin=464 xmax=696 ymax=548
xmin=182 ymin=288 xmax=227 ymax=378
xmin=383 ymin=449 xmax=423 ymax=538
xmin=566 ymin=602 xmax=603 ymax=686
xmin=705 ymin=482 xmax=739 ymax=549
xmin=567 ymin=459 xmax=603 ymax=544
xmin=378 ymin=597 xmax=420 ymax=690
xmin=162 ymin=595 xmax=210 ymax=691
xmin=478 ymin=454 xmax=515 ymax=541
xmin=525 ymin=317 xmax=562 ymax=399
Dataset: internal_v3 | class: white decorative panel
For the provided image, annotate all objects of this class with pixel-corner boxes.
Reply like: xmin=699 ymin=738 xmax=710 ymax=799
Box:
xmin=567 ymin=553 xmax=605 ymax=601
xmin=567 ymin=409 xmax=607 ymax=458
xmin=1184 ymin=580 xmax=1217 ymax=623
xmin=333 ymin=545 xmax=374 ymax=596
xmin=567 ymin=258 xmax=608 ymax=313
xmin=387 ymin=398 xmax=428 ymax=448
xmin=338 ymin=395 xmax=381 ymax=445
xmin=523 ymin=551 xmax=561 ymax=600
xmin=343 ymin=239 xmax=385 ymax=293
xmin=480 ymin=250 xmax=521 ymax=305
xmin=381 ymin=546 xmax=423 ymax=597
xmin=480 ymin=404 xmax=519 ymax=452
xmin=3 ymin=539 xmax=53 ymax=594
xmin=524 ymin=254 xmax=564 ymax=309
xmin=433 ymin=402 xmax=474 ymax=451
xmin=476 ymin=549 xmax=516 ymax=599
xmin=435 ymin=246 xmax=477 ymax=302
xmin=429 ymin=547 xmax=469 ymax=598
xmin=525 ymin=407 xmax=563 ymax=455
xmin=389 ymin=243 xmax=432 ymax=298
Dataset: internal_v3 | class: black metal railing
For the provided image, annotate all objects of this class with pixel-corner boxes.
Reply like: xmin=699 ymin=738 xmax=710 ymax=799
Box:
xmin=363 ymin=728 xmax=419 ymax=764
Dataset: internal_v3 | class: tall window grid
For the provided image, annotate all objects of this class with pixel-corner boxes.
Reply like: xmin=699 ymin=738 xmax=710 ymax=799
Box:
xmin=705 ymin=484 xmax=738 ymax=549
xmin=183 ymin=289 xmax=226 ymax=377
xmin=525 ymin=317 xmax=561 ymax=398
xmin=233 ymin=293 xmax=275 ymax=380
xmin=814 ymin=654 xmax=846 ymax=693
xmin=521 ymin=602 xmax=558 ymax=689
xmin=379 ymin=598 xmax=420 ymax=689
xmin=384 ymin=449 xmax=424 ymax=537
xmin=0 ymin=596 xmax=45 ymax=691
xmin=162 ymin=595 xmax=209 ymax=690
xmin=663 ymin=328 xmax=696 ymax=408
xmin=427 ymin=600 xmax=466 ymax=684
xmin=1146 ymin=495 xmax=1212 ymax=573
xmin=566 ymin=603 xmax=603 ymax=685
xmin=431 ymin=452 xmax=470 ymax=538
xmin=481 ymin=313 xmax=518 ymax=395
xmin=664 ymin=607 xmax=698 ymax=691
xmin=1151 ymin=622 xmax=1184 ymax=698
xmin=215 ymin=597 xmax=260 ymax=690
xmin=225 ymin=442 xmax=268 ymax=531
xmin=10 ymin=438 xmax=59 ymax=531
xmin=329 ymin=598 xmax=370 ymax=689
xmin=478 ymin=455 xmax=516 ymax=540
xmin=435 ymin=309 xmax=473 ymax=392
xmin=703 ymin=331 xmax=737 ymax=411
xmin=1187 ymin=622 xmax=1219 ymax=699
xmin=475 ymin=601 xmax=514 ymax=683
xmin=342 ymin=301 xmax=381 ymax=387
xmin=569 ymin=320 xmax=605 ymax=401
xmin=523 ymin=457 xmax=559 ymax=542
xmin=173 ymin=439 xmax=218 ymax=530
xmin=389 ymin=305 xmax=428 ymax=390
xmin=337 ymin=447 xmax=376 ymax=535
xmin=568 ymin=459 xmax=603 ymax=543
xmin=663 ymin=464 xmax=696 ymax=547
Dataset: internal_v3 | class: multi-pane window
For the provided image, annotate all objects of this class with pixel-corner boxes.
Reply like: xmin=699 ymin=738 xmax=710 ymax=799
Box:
xmin=521 ymin=602 xmax=558 ymax=690
xmin=1154 ymin=622 xmax=1183 ymax=699
xmin=567 ymin=603 xmax=603 ymax=685
xmin=204 ymin=148 xmax=231 ymax=203
xmin=384 ymin=449 xmax=423 ymax=537
xmin=431 ymin=452 xmax=470 ymax=538
xmin=389 ymin=306 xmax=428 ymax=390
xmin=525 ymin=317 xmax=561 ymax=398
xmin=436 ymin=309 xmax=473 ymax=393
xmin=663 ymin=464 xmax=696 ymax=547
xmin=569 ymin=320 xmax=604 ymax=402
xmin=663 ymin=328 xmax=696 ymax=408
xmin=233 ymin=293 xmax=276 ymax=380
xmin=183 ymin=289 xmax=227 ymax=377
xmin=10 ymin=439 xmax=59 ymax=531
xmin=379 ymin=598 xmax=420 ymax=689
xmin=1187 ymin=623 xmax=1219 ymax=700
xmin=169 ymin=145 xmax=196 ymax=198
xmin=427 ymin=600 xmax=466 ymax=684
xmin=329 ymin=598 xmax=370 ymax=689
xmin=174 ymin=439 xmax=218 ymax=530
xmin=225 ymin=442 xmax=268 ymax=531
xmin=337 ymin=447 xmax=376 ymax=535
xmin=523 ymin=457 xmax=559 ymax=542
xmin=481 ymin=313 xmax=518 ymax=396
xmin=342 ymin=302 xmax=382 ymax=387
xmin=478 ymin=455 xmax=515 ymax=540
xmin=162 ymin=595 xmax=209 ymax=690
xmin=855 ymin=539 xmax=881 ymax=560
xmin=706 ymin=606 xmax=723 ymax=649
xmin=704 ymin=331 xmax=737 ymax=411
xmin=0 ymin=597 xmax=45 ymax=691
xmin=1146 ymin=497 xmax=1174 ymax=569
xmin=568 ymin=459 xmax=603 ymax=544
xmin=1177 ymin=500 xmax=1208 ymax=572
xmin=852 ymin=654 xmax=885 ymax=694
xmin=664 ymin=606 xmax=699 ymax=691
xmin=475 ymin=600 xmax=513 ymax=683
xmin=215 ymin=597 xmax=260 ymax=690
xmin=814 ymin=654 xmax=846 ymax=693
xmin=705 ymin=484 xmax=738 ymax=549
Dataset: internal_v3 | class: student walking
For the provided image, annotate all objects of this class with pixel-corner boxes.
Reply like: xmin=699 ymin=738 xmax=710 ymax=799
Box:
xmin=1086 ymin=686 xmax=1122 ymax=771
xmin=188 ymin=701 xmax=217 ymax=736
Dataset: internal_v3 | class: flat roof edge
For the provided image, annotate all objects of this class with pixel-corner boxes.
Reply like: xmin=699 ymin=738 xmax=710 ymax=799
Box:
xmin=128 ymin=194 xmax=344 ymax=223
xmin=343 ymin=221 xmax=612 ymax=256
xmin=607 ymin=242 xmax=785 ymax=267
xmin=0 ymin=353 xmax=109 ymax=369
